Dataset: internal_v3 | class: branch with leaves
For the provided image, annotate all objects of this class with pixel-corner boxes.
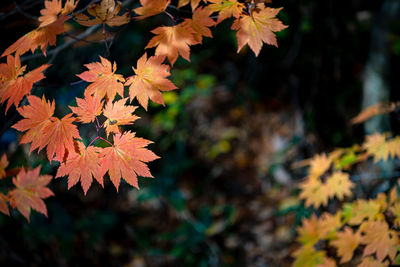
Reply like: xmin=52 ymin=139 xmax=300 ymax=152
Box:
xmin=0 ymin=0 xmax=287 ymax=221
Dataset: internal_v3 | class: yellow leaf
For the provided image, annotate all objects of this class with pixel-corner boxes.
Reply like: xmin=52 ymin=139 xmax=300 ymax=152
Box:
xmin=363 ymin=133 xmax=390 ymax=162
xmin=326 ymin=171 xmax=354 ymax=201
xmin=330 ymin=227 xmax=360 ymax=263
xmin=299 ymin=177 xmax=329 ymax=208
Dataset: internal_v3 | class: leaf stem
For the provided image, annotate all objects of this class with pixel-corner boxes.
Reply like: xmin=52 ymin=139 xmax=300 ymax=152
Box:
xmin=164 ymin=10 xmax=176 ymax=25
xmin=88 ymin=136 xmax=99 ymax=146
xmin=99 ymin=137 xmax=113 ymax=147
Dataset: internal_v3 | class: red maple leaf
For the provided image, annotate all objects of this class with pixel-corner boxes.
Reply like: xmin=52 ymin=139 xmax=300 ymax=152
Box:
xmin=2 ymin=16 xmax=68 ymax=57
xmin=41 ymin=114 xmax=81 ymax=162
xmin=103 ymin=98 xmax=139 ymax=137
xmin=13 ymin=95 xmax=55 ymax=154
xmin=0 ymin=55 xmax=49 ymax=112
xmin=56 ymin=141 xmax=103 ymax=195
xmin=125 ymin=53 xmax=177 ymax=110
xmin=69 ymin=90 xmax=104 ymax=123
xmin=146 ymin=24 xmax=199 ymax=65
xmin=99 ymin=131 xmax=159 ymax=191
xmin=9 ymin=166 xmax=54 ymax=221
xmin=77 ymin=56 xmax=125 ymax=101
xmin=231 ymin=7 xmax=287 ymax=56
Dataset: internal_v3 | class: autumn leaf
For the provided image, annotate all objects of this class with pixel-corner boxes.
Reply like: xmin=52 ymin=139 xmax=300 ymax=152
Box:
xmin=145 ymin=24 xmax=199 ymax=65
xmin=8 ymin=166 xmax=53 ymax=221
xmin=360 ymin=221 xmax=398 ymax=262
xmin=125 ymin=53 xmax=177 ymax=110
xmin=56 ymin=141 xmax=103 ymax=195
xmin=232 ymin=6 xmax=287 ymax=56
xmin=77 ymin=56 xmax=125 ymax=101
xmin=308 ymin=153 xmax=331 ymax=179
xmin=363 ymin=133 xmax=390 ymax=162
xmin=349 ymin=199 xmax=384 ymax=225
xmin=319 ymin=212 xmax=342 ymax=238
xmin=390 ymin=202 xmax=400 ymax=228
xmin=69 ymin=90 xmax=104 ymax=123
xmin=2 ymin=15 xmax=68 ymax=57
xmin=103 ymin=98 xmax=139 ymax=137
xmin=0 ymin=193 xmax=9 ymax=216
xmin=183 ymin=7 xmax=215 ymax=43
xmin=351 ymin=102 xmax=397 ymax=124
xmin=41 ymin=114 xmax=81 ymax=162
xmin=39 ymin=0 xmax=77 ymax=28
xmin=99 ymin=131 xmax=159 ymax=191
xmin=12 ymin=95 xmax=55 ymax=154
xmin=296 ymin=214 xmax=321 ymax=246
xmin=316 ymin=257 xmax=336 ymax=267
xmin=292 ymin=246 xmax=326 ymax=267
xmin=207 ymin=0 xmax=244 ymax=24
xmin=387 ymin=136 xmax=400 ymax=159
xmin=178 ymin=0 xmax=205 ymax=10
xmin=133 ymin=0 xmax=170 ymax=20
xmin=0 ymin=154 xmax=8 ymax=179
xmin=0 ymin=55 xmax=49 ymax=112
xmin=326 ymin=171 xmax=354 ymax=200
xmin=75 ymin=0 xmax=130 ymax=27
xmin=358 ymin=257 xmax=388 ymax=267
xmin=330 ymin=227 xmax=360 ymax=263
xmin=299 ymin=177 xmax=329 ymax=208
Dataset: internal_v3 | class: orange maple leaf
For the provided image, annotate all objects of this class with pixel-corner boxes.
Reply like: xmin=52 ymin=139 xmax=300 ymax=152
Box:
xmin=103 ymin=98 xmax=139 ymax=137
xmin=360 ymin=221 xmax=398 ymax=262
xmin=39 ymin=0 xmax=77 ymax=28
xmin=0 ymin=154 xmax=9 ymax=179
xmin=0 ymin=193 xmax=9 ymax=216
xmin=207 ymin=0 xmax=244 ymax=24
xmin=75 ymin=0 xmax=130 ymax=27
xmin=231 ymin=7 xmax=287 ymax=56
xmin=9 ymin=166 xmax=54 ymax=221
xmin=330 ymin=227 xmax=360 ymax=263
xmin=133 ymin=0 xmax=170 ymax=20
xmin=351 ymin=102 xmax=397 ymax=124
xmin=12 ymin=95 xmax=55 ymax=154
xmin=125 ymin=53 xmax=177 ymax=110
xmin=183 ymin=7 xmax=215 ymax=43
xmin=69 ymin=90 xmax=104 ymax=123
xmin=2 ymin=16 xmax=68 ymax=57
xmin=0 ymin=55 xmax=49 ymax=112
xmin=56 ymin=141 xmax=103 ymax=195
xmin=326 ymin=171 xmax=354 ymax=200
xmin=77 ymin=56 xmax=125 ymax=101
xmin=99 ymin=131 xmax=159 ymax=191
xmin=178 ymin=0 xmax=206 ymax=10
xmin=146 ymin=24 xmax=199 ymax=65
xmin=41 ymin=114 xmax=81 ymax=162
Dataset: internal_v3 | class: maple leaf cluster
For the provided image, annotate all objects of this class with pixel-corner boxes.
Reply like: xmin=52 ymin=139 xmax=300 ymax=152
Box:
xmin=294 ymin=188 xmax=400 ymax=267
xmin=0 ymin=0 xmax=287 ymax=222
xmin=294 ymin=103 xmax=400 ymax=266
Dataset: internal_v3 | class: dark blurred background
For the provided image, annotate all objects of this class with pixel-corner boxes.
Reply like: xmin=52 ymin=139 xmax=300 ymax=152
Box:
xmin=1 ymin=0 xmax=400 ymax=266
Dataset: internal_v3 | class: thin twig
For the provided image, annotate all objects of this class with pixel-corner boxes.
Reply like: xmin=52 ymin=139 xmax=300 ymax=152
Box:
xmin=20 ymin=24 xmax=101 ymax=63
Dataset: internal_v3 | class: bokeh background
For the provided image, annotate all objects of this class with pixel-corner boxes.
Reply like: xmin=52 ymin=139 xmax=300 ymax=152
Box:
xmin=1 ymin=0 xmax=400 ymax=266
